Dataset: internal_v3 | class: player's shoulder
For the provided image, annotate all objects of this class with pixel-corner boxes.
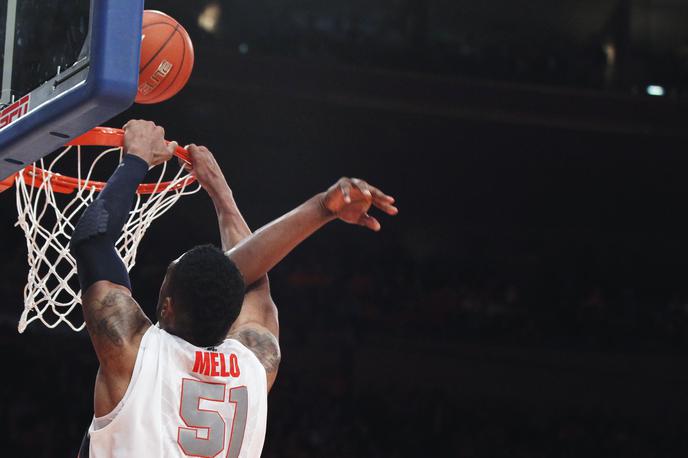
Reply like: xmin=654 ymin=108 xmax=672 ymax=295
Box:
xmin=226 ymin=323 xmax=281 ymax=376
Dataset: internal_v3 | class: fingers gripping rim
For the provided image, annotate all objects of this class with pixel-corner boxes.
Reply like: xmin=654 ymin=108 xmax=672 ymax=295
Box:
xmin=66 ymin=127 xmax=192 ymax=163
xmin=2 ymin=127 xmax=195 ymax=195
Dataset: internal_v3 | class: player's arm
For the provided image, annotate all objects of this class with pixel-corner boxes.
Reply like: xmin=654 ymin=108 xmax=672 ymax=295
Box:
xmin=70 ymin=120 xmax=176 ymax=416
xmin=222 ymin=176 xmax=397 ymax=386
xmin=182 ymin=146 xmax=280 ymax=390
xmin=226 ymin=177 xmax=399 ymax=286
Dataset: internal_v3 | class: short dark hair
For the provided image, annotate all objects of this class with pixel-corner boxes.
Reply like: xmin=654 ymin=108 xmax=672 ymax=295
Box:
xmin=169 ymin=244 xmax=245 ymax=347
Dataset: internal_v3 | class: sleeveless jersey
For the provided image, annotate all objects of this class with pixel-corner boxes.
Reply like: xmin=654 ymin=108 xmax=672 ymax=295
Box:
xmin=85 ymin=325 xmax=268 ymax=458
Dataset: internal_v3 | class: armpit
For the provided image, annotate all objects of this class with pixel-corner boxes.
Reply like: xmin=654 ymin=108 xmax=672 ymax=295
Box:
xmin=233 ymin=327 xmax=281 ymax=373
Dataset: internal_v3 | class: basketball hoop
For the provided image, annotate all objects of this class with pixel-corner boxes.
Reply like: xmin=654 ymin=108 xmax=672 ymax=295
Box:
xmin=1 ymin=127 xmax=201 ymax=333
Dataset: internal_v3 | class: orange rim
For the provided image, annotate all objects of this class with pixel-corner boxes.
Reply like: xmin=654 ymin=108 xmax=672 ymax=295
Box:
xmin=6 ymin=127 xmax=195 ymax=195
xmin=0 ymin=174 xmax=15 ymax=193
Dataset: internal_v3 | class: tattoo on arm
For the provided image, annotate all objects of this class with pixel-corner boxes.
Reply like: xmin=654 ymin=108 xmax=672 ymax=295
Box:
xmin=233 ymin=327 xmax=281 ymax=373
xmin=83 ymin=290 xmax=151 ymax=349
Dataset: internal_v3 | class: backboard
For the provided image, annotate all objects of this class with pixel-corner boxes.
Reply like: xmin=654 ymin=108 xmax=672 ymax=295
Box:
xmin=0 ymin=0 xmax=144 ymax=181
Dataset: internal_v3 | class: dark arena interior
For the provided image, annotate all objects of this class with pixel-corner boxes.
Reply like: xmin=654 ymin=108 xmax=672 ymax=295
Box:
xmin=3 ymin=0 xmax=688 ymax=456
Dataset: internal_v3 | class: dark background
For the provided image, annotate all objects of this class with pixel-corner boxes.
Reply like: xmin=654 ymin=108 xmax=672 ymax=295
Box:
xmin=2 ymin=0 xmax=688 ymax=456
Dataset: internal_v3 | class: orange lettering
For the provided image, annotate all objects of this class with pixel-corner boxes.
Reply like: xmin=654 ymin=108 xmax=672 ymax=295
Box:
xmin=192 ymin=351 xmax=211 ymax=376
xmin=220 ymin=353 xmax=230 ymax=377
xmin=210 ymin=353 xmax=220 ymax=376
xmin=229 ymin=353 xmax=240 ymax=377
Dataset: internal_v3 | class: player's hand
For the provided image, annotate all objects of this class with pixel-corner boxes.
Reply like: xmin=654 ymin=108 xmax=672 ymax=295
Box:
xmin=320 ymin=177 xmax=398 ymax=231
xmin=123 ymin=120 xmax=177 ymax=167
xmin=180 ymin=144 xmax=230 ymax=198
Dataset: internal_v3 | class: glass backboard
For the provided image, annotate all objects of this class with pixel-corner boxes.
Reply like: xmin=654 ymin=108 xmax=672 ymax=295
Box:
xmin=0 ymin=0 xmax=144 ymax=181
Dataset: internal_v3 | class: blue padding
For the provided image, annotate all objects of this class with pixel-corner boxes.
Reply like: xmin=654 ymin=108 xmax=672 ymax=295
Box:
xmin=0 ymin=0 xmax=144 ymax=181
xmin=70 ymin=154 xmax=149 ymax=292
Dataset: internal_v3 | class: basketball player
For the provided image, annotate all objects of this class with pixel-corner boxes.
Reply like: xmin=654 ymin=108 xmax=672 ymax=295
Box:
xmin=71 ymin=120 xmax=398 ymax=457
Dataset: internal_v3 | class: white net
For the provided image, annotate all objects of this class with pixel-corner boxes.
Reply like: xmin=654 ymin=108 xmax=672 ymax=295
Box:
xmin=12 ymin=144 xmax=201 ymax=333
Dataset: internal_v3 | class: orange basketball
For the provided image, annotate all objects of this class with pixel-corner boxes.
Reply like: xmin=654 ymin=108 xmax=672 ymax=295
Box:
xmin=136 ymin=10 xmax=194 ymax=104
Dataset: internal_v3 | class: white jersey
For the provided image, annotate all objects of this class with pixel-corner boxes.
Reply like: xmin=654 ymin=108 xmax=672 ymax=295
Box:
xmin=85 ymin=325 xmax=268 ymax=458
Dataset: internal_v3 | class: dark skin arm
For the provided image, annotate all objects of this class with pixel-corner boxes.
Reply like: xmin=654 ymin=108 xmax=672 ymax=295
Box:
xmin=182 ymin=148 xmax=398 ymax=392
xmin=80 ymin=120 xmax=175 ymax=417
xmin=226 ymin=177 xmax=398 ymax=286
xmin=222 ymin=180 xmax=396 ymax=389
xmin=181 ymin=145 xmax=281 ymax=390
xmin=223 ymin=177 xmax=397 ymax=385
xmin=82 ymin=283 xmax=151 ymax=417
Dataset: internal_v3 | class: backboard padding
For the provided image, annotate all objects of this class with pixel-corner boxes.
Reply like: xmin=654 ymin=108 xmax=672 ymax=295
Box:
xmin=0 ymin=0 xmax=144 ymax=181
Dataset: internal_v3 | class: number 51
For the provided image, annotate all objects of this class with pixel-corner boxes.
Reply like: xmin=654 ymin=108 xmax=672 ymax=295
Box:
xmin=177 ymin=379 xmax=248 ymax=458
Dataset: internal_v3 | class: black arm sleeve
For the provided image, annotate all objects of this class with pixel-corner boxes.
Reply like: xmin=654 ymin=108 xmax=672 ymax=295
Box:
xmin=69 ymin=154 xmax=149 ymax=291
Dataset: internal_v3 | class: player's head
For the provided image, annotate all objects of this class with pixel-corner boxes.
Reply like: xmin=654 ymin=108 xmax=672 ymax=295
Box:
xmin=157 ymin=244 xmax=245 ymax=347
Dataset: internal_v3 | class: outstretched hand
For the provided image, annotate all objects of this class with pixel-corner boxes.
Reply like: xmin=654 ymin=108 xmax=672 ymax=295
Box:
xmin=321 ymin=177 xmax=398 ymax=231
xmin=122 ymin=120 xmax=177 ymax=167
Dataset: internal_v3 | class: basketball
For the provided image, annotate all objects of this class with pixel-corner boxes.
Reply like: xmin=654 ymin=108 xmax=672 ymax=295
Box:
xmin=136 ymin=10 xmax=195 ymax=104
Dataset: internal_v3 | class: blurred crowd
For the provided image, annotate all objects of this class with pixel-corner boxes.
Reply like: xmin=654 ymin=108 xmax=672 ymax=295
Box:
xmin=1 ymin=323 xmax=687 ymax=457
xmin=2 ymin=231 xmax=688 ymax=456
xmin=267 ymin=236 xmax=688 ymax=353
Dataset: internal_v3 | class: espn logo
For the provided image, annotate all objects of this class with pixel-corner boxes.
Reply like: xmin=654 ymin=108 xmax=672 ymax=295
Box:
xmin=0 ymin=95 xmax=30 ymax=129
xmin=139 ymin=60 xmax=174 ymax=95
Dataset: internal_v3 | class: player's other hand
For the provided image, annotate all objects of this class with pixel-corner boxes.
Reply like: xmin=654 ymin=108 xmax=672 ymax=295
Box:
xmin=123 ymin=120 xmax=176 ymax=167
xmin=321 ymin=177 xmax=398 ymax=231
xmin=181 ymin=144 xmax=230 ymax=198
